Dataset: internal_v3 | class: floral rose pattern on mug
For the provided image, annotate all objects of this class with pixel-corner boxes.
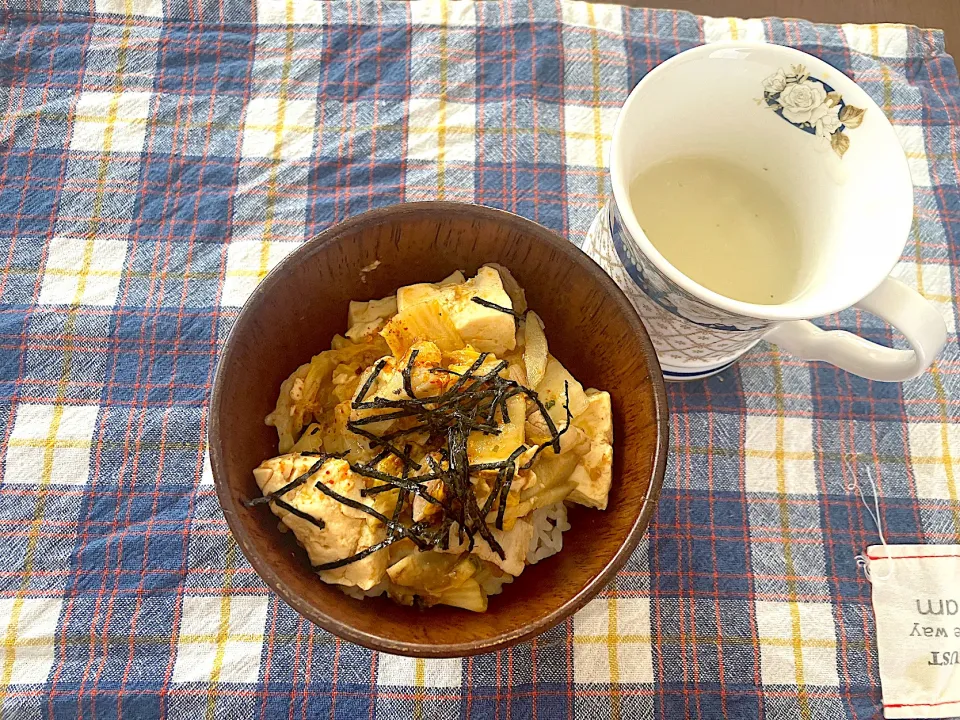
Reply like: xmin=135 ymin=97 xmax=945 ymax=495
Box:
xmin=759 ymin=64 xmax=866 ymax=158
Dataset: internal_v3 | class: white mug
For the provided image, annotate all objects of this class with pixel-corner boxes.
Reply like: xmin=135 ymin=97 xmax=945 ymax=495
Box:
xmin=601 ymin=42 xmax=946 ymax=382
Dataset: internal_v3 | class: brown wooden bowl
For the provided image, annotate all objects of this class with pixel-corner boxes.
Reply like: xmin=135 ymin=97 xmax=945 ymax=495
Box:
xmin=209 ymin=202 xmax=668 ymax=657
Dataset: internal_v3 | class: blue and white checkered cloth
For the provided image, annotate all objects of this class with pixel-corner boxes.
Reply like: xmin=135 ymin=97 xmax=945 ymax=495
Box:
xmin=0 ymin=1 xmax=959 ymax=717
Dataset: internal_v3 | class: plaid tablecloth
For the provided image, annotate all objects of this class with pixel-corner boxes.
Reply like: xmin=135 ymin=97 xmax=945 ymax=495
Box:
xmin=1 ymin=1 xmax=959 ymax=718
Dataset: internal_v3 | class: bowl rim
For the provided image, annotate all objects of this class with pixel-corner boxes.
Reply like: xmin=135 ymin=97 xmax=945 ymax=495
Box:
xmin=209 ymin=201 xmax=669 ymax=657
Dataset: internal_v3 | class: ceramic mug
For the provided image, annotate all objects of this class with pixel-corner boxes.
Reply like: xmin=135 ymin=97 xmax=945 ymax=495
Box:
xmin=603 ymin=42 xmax=946 ymax=382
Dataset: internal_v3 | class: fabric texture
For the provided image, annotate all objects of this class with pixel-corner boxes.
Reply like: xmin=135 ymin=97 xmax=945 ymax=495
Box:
xmin=866 ymin=544 xmax=960 ymax=719
xmin=0 ymin=0 xmax=958 ymax=717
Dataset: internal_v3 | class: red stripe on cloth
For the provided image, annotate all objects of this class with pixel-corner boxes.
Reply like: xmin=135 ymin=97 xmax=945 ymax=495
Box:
xmin=885 ymin=699 xmax=960 ymax=708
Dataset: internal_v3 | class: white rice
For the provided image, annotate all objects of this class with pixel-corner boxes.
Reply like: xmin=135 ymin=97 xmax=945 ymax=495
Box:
xmin=525 ymin=501 xmax=571 ymax=565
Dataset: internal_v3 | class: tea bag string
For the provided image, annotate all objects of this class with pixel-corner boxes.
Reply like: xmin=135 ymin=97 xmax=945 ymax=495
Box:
xmin=849 ymin=464 xmax=960 ymax=704
xmin=848 ymin=463 xmax=893 ymax=582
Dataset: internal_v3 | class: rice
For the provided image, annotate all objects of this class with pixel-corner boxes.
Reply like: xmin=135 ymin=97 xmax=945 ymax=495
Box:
xmin=525 ymin=502 xmax=571 ymax=565
xmin=480 ymin=502 xmax=572 ymax=597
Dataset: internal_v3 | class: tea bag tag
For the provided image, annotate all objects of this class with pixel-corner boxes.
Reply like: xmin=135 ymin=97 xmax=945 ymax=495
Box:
xmin=849 ymin=466 xmax=960 ymax=717
xmin=865 ymin=544 xmax=960 ymax=718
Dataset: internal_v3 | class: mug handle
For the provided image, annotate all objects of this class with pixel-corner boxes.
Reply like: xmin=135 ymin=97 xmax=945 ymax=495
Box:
xmin=764 ymin=277 xmax=947 ymax=382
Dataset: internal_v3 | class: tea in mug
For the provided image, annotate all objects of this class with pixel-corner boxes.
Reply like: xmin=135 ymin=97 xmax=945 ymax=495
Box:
xmin=629 ymin=156 xmax=807 ymax=305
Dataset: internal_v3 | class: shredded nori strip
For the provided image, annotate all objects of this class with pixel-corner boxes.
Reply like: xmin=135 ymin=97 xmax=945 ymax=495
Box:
xmin=519 ymin=387 xmax=562 ymax=453
xmin=485 ymin=444 xmax=527 ymax=530
xmin=470 ymin=359 xmax=509 ymax=386
xmin=358 ymin=446 xmax=392 ymax=470
xmin=390 ymin=488 xmax=407 ymax=530
xmin=496 ymin=461 xmax=517 ymax=530
xmin=346 ymin=421 xmax=421 ymax=470
xmin=312 ymin=521 xmax=431 ymax=571
xmin=469 ymin=458 xmax=519 ymax=472
xmin=360 ymin=474 xmax=441 ymax=496
xmin=402 ymin=348 xmax=419 ymax=399
xmin=312 ymin=535 xmax=399 ymax=571
xmin=446 ymin=352 xmax=489 ymax=395
xmin=521 ymin=381 xmax=573 ymax=470
xmin=480 ymin=464 xmax=510 ymax=518
xmin=470 ymin=296 xmax=524 ymax=321
xmin=445 ymin=423 xmax=506 ymax=559
xmin=485 ymin=385 xmax=517 ymax=426
xmin=378 ymin=423 xmax=432 ymax=442
xmin=355 ymin=464 xmax=450 ymax=510
xmin=273 ymin=498 xmax=326 ymax=531
xmin=245 ymin=451 xmax=351 ymax=507
xmin=429 ymin=516 xmax=454 ymax=549
xmin=245 ymin=458 xmax=326 ymax=507
xmin=348 ymin=409 xmax=422 ymax=427
xmin=354 ymin=357 xmax=388 ymax=407
xmin=388 ymin=446 xmax=413 ymax=538
xmin=312 ymin=477 xmax=432 ymax=550
xmin=259 ymin=333 xmax=581 ymax=571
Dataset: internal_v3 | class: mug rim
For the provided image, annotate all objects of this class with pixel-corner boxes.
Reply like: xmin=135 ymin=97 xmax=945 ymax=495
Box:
xmin=609 ymin=41 xmax=915 ymax=323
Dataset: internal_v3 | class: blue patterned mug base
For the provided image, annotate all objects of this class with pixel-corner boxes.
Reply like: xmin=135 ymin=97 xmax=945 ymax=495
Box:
xmin=580 ymin=203 xmax=771 ymax=381
xmin=660 ymin=360 xmax=736 ymax=382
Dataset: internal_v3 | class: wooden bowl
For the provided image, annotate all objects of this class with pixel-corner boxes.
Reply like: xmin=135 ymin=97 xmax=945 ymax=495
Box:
xmin=210 ymin=202 xmax=668 ymax=657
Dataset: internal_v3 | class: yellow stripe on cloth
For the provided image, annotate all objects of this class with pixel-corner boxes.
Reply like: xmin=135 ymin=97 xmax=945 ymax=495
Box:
xmin=206 ymin=539 xmax=237 ymax=720
xmin=772 ymin=354 xmax=811 ymax=720
xmin=607 ymin=598 xmax=621 ymax=719
xmin=587 ymin=3 xmax=606 ymax=207
xmin=912 ymin=243 xmax=960 ymax=531
xmin=0 ymin=0 xmax=136 ymax=704
xmin=728 ymin=17 xmax=739 ymax=40
xmin=436 ymin=0 xmax=450 ymax=198
xmin=257 ymin=0 xmax=297 ymax=281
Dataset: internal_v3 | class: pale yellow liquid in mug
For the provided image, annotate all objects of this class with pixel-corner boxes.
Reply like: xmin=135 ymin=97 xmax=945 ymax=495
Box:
xmin=629 ymin=156 xmax=806 ymax=305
